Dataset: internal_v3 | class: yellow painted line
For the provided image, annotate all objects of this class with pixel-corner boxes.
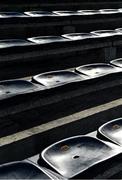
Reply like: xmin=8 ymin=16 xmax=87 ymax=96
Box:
xmin=0 ymin=98 xmax=122 ymax=146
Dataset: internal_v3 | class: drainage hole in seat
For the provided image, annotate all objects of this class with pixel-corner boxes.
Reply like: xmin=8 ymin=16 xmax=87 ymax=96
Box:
xmin=73 ymin=155 xmax=80 ymax=159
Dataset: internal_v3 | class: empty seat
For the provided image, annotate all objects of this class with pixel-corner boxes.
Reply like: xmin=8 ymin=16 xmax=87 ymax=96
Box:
xmin=98 ymin=118 xmax=122 ymax=146
xmin=75 ymin=63 xmax=121 ymax=78
xmin=118 ymin=8 xmax=122 ymax=13
xmin=99 ymin=9 xmax=119 ymax=14
xmin=0 ymin=39 xmax=34 ymax=49
xmin=0 ymin=161 xmax=64 ymax=179
xmin=115 ymin=28 xmax=122 ymax=34
xmin=0 ymin=80 xmax=39 ymax=100
xmin=78 ymin=10 xmax=100 ymax=15
xmin=52 ymin=10 xmax=82 ymax=16
xmin=42 ymin=136 xmax=119 ymax=178
xmin=24 ymin=11 xmax=55 ymax=17
xmin=91 ymin=30 xmax=117 ymax=37
xmin=0 ymin=12 xmax=27 ymax=18
xmin=28 ymin=36 xmax=68 ymax=44
xmin=32 ymin=70 xmax=84 ymax=88
xmin=110 ymin=58 xmax=122 ymax=68
xmin=62 ymin=32 xmax=97 ymax=40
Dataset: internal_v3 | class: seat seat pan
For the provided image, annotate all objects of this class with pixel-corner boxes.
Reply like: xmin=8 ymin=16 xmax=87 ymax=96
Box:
xmin=42 ymin=136 xmax=119 ymax=178
xmin=76 ymin=63 xmax=120 ymax=78
xmin=98 ymin=118 xmax=122 ymax=146
xmin=62 ymin=33 xmax=97 ymax=40
xmin=0 ymin=39 xmax=34 ymax=49
xmin=28 ymin=36 xmax=68 ymax=44
xmin=111 ymin=59 xmax=122 ymax=68
xmin=32 ymin=70 xmax=84 ymax=88
xmin=0 ymin=80 xmax=40 ymax=100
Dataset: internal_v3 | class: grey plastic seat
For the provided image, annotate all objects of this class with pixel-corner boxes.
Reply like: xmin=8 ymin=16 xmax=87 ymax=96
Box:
xmin=99 ymin=9 xmax=119 ymax=14
xmin=62 ymin=33 xmax=97 ymax=40
xmin=0 ymin=161 xmax=64 ymax=179
xmin=91 ymin=30 xmax=117 ymax=37
xmin=98 ymin=118 xmax=122 ymax=146
xmin=24 ymin=11 xmax=55 ymax=17
xmin=42 ymin=136 xmax=119 ymax=178
xmin=75 ymin=63 xmax=121 ymax=78
xmin=32 ymin=70 xmax=84 ymax=88
xmin=118 ymin=8 xmax=122 ymax=13
xmin=28 ymin=36 xmax=68 ymax=44
xmin=0 ymin=12 xmax=27 ymax=18
xmin=0 ymin=39 xmax=34 ymax=49
xmin=115 ymin=28 xmax=122 ymax=34
xmin=110 ymin=58 xmax=122 ymax=68
xmin=52 ymin=10 xmax=82 ymax=16
xmin=0 ymin=80 xmax=40 ymax=100
xmin=78 ymin=10 xmax=100 ymax=15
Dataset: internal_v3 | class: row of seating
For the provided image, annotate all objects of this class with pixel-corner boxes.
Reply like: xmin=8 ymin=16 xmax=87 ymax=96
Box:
xmin=0 ymin=58 xmax=121 ymax=101
xmin=0 ymin=118 xmax=121 ymax=179
xmin=1 ymin=9 xmax=122 ymax=18
xmin=1 ymin=28 xmax=122 ymax=80
xmin=1 ymin=27 xmax=122 ymax=48
xmin=2 ymin=9 xmax=122 ymax=38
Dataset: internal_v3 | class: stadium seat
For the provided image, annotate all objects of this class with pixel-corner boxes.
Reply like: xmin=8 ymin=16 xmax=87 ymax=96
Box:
xmin=119 ymin=8 xmax=122 ymax=13
xmin=99 ymin=9 xmax=119 ymax=14
xmin=75 ymin=63 xmax=121 ymax=78
xmin=98 ymin=118 xmax=122 ymax=146
xmin=28 ymin=36 xmax=69 ymax=44
xmin=52 ymin=10 xmax=82 ymax=16
xmin=115 ymin=28 xmax=122 ymax=34
xmin=111 ymin=58 xmax=122 ymax=67
xmin=0 ymin=39 xmax=34 ymax=48
xmin=0 ymin=161 xmax=64 ymax=179
xmin=62 ymin=32 xmax=97 ymax=40
xmin=78 ymin=9 xmax=100 ymax=15
xmin=91 ymin=30 xmax=117 ymax=37
xmin=24 ymin=11 xmax=54 ymax=17
xmin=0 ymin=80 xmax=40 ymax=100
xmin=41 ymin=136 xmax=119 ymax=178
xmin=0 ymin=12 xmax=26 ymax=18
xmin=32 ymin=70 xmax=84 ymax=88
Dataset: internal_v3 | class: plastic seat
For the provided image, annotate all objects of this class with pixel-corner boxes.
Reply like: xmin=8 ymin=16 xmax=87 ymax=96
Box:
xmin=110 ymin=58 xmax=122 ymax=68
xmin=32 ymin=70 xmax=84 ymax=88
xmin=62 ymin=32 xmax=97 ymax=40
xmin=0 ymin=80 xmax=40 ymax=100
xmin=78 ymin=10 xmax=100 ymax=15
xmin=91 ymin=30 xmax=117 ymax=37
xmin=42 ymin=136 xmax=119 ymax=178
xmin=0 ymin=12 xmax=27 ymax=18
xmin=118 ymin=8 xmax=122 ymax=13
xmin=28 ymin=36 xmax=68 ymax=44
xmin=0 ymin=161 xmax=64 ymax=179
xmin=24 ymin=11 xmax=55 ymax=17
xmin=115 ymin=28 xmax=122 ymax=34
xmin=98 ymin=118 xmax=122 ymax=146
xmin=99 ymin=9 xmax=119 ymax=14
xmin=75 ymin=63 xmax=121 ymax=78
xmin=52 ymin=10 xmax=82 ymax=16
xmin=0 ymin=39 xmax=34 ymax=49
